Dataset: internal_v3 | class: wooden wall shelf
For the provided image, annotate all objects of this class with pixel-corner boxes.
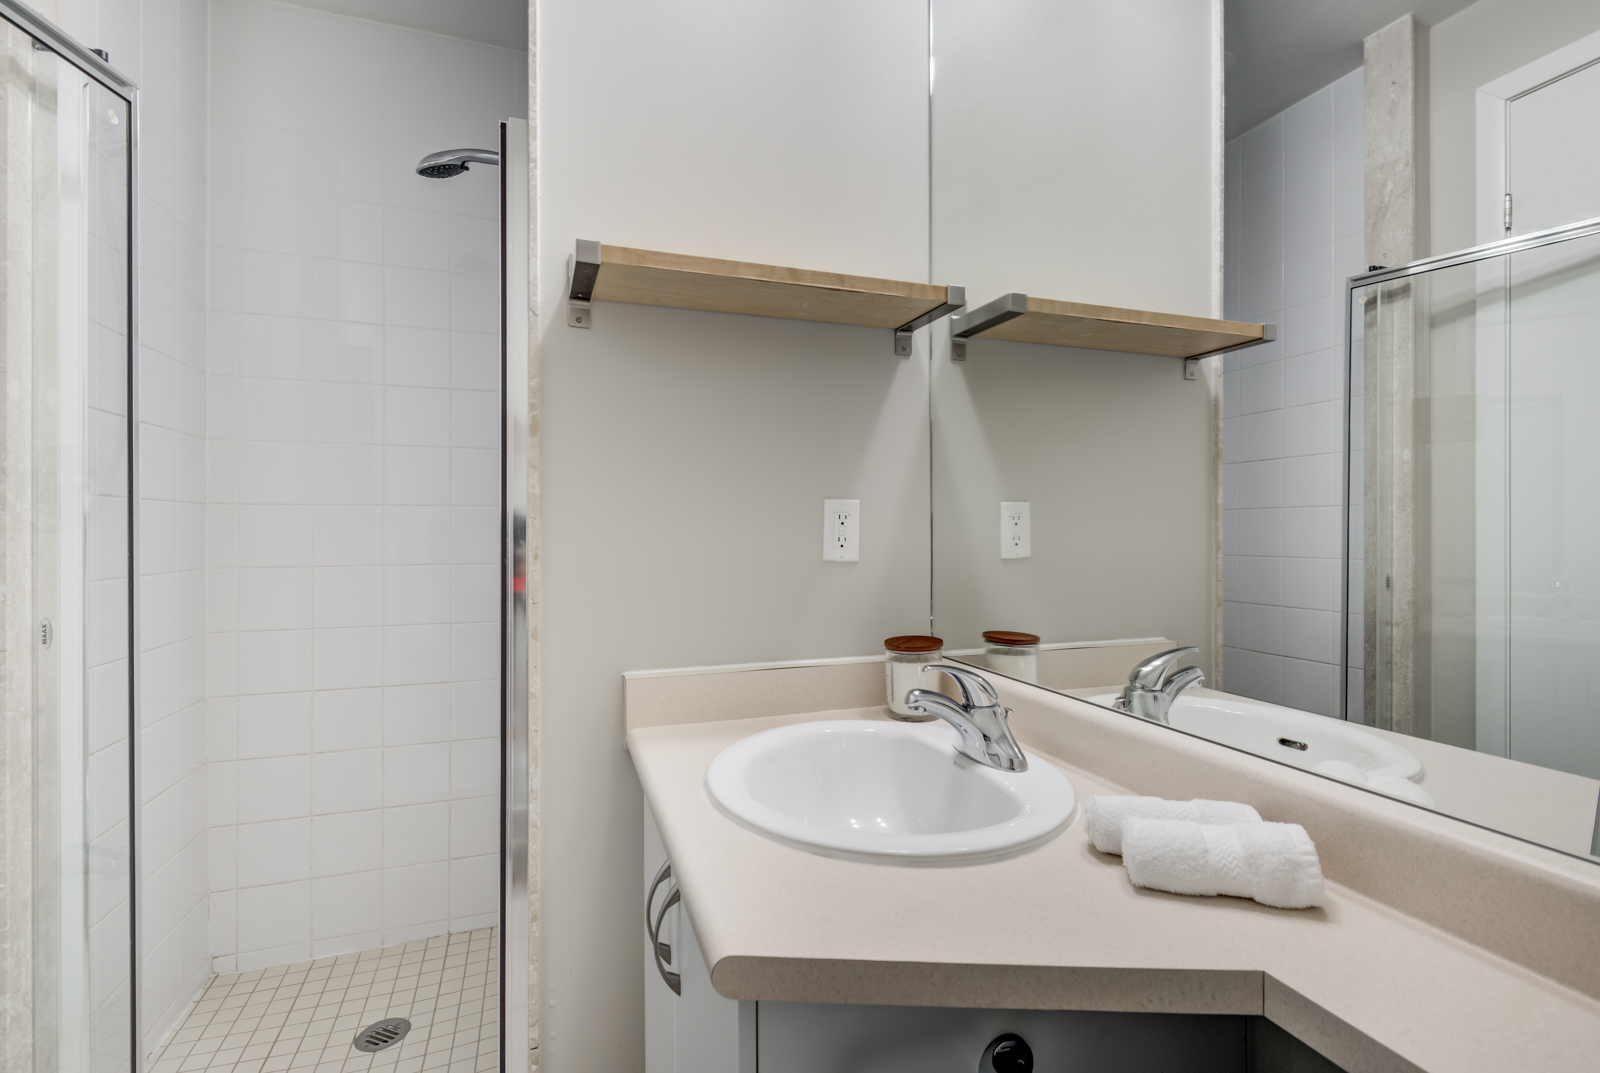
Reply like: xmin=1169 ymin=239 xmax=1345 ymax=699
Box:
xmin=568 ymin=241 xmax=964 ymax=353
xmin=950 ymin=292 xmax=1272 ymax=362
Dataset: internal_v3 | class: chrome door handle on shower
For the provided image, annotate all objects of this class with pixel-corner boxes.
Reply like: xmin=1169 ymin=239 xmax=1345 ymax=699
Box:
xmin=645 ymin=860 xmax=682 ymax=995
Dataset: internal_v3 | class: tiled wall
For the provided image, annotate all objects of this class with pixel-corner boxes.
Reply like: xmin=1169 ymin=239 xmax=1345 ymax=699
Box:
xmin=64 ymin=0 xmax=214 ymax=1052
xmin=204 ymin=0 xmax=525 ymax=973
xmin=1222 ymin=69 xmax=1364 ymax=719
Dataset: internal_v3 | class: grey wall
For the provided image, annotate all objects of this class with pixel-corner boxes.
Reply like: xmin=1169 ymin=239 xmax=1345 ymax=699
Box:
xmin=931 ymin=343 xmax=1218 ymax=667
xmin=536 ymin=3 xmax=933 ymax=1068
xmin=928 ymin=0 xmax=1223 ymax=674
xmin=1427 ymin=0 xmax=1600 ymax=255
xmin=930 ymin=0 xmax=1220 ymax=315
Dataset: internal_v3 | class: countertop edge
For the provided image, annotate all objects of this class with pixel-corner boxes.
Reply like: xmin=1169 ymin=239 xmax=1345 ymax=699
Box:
xmin=709 ymin=956 xmax=1264 ymax=1014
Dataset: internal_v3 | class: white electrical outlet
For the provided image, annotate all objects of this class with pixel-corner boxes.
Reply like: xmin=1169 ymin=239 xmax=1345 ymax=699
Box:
xmin=823 ymin=499 xmax=859 ymax=562
xmin=1000 ymin=501 xmax=1031 ymax=559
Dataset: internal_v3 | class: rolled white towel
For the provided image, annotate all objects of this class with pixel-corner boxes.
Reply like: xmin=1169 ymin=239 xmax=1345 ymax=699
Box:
xmin=1122 ymin=818 xmax=1325 ymax=909
xmin=1083 ymin=795 xmax=1263 ymax=855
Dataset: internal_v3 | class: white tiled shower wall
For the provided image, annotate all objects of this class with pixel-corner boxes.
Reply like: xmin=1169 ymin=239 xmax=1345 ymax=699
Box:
xmin=63 ymin=0 xmax=214 ymax=1051
xmin=204 ymin=0 xmax=525 ymax=973
xmin=1222 ymin=69 xmax=1364 ymax=719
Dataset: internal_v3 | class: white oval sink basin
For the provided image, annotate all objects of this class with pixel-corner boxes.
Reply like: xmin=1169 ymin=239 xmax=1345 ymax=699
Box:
xmin=706 ymin=720 xmax=1076 ymax=865
xmin=1089 ymin=692 xmax=1423 ymax=781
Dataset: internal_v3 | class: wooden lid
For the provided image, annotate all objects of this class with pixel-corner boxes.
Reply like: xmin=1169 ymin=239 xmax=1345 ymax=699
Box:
xmin=983 ymin=631 xmax=1040 ymax=646
xmin=884 ymin=635 xmax=943 ymax=653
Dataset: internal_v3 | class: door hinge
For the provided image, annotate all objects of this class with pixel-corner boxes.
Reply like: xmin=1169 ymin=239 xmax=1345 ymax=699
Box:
xmin=1504 ymin=192 xmax=1513 ymax=233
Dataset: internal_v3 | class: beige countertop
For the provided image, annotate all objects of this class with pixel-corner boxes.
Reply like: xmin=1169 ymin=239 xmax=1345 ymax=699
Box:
xmin=625 ymin=660 xmax=1600 ymax=1073
xmin=1061 ymin=684 xmax=1600 ymax=858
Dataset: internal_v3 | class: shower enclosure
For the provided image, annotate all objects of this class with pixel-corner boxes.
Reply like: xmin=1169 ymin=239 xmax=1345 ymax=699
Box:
xmin=1 ymin=4 xmax=531 ymax=1069
xmin=0 ymin=5 xmax=137 ymax=1073
xmin=1349 ymin=214 xmax=1600 ymax=849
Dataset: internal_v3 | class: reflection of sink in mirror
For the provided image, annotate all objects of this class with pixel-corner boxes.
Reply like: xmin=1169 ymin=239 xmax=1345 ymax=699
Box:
xmin=705 ymin=720 xmax=1076 ymax=865
xmin=1088 ymin=691 xmax=1426 ymax=787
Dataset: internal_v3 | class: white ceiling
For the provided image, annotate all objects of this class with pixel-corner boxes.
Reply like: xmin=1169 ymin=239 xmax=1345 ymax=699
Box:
xmin=1226 ymin=0 xmax=1477 ymax=138
xmin=291 ymin=0 xmax=526 ymax=50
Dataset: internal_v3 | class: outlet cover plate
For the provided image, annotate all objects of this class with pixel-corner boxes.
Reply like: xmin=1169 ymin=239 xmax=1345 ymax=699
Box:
xmin=824 ymin=499 xmax=859 ymax=562
xmin=1001 ymin=501 xmax=1031 ymax=559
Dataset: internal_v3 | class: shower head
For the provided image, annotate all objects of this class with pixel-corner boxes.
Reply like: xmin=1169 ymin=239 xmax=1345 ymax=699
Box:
xmin=416 ymin=148 xmax=500 ymax=178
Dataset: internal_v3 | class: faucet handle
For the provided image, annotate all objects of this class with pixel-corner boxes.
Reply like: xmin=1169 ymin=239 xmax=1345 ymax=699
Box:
xmin=1127 ymin=647 xmax=1199 ymax=689
xmin=921 ymin=663 xmax=1000 ymax=708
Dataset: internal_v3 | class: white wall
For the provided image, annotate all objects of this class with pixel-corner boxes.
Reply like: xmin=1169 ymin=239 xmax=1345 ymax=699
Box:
xmin=61 ymin=0 xmax=213 ymax=1052
xmin=1222 ymin=70 xmax=1364 ymax=718
xmin=204 ymin=0 xmax=525 ymax=973
xmin=537 ymin=2 xmax=932 ymax=1068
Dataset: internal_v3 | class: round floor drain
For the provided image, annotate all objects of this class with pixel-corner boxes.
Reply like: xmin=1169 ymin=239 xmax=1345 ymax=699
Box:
xmin=353 ymin=1018 xmax=411 ymax=1053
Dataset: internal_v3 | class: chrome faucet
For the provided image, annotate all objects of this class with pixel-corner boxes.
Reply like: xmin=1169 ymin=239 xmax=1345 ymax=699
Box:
xmin=1115 ymin=647 xmax=1205 ymax=725
xmin=905 ymin=664 xmax=1029 ymax=772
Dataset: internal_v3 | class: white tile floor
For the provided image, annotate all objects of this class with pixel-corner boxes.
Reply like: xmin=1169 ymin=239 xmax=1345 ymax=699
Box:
xmin=149 ymin=928 xmax=499 ymax=1073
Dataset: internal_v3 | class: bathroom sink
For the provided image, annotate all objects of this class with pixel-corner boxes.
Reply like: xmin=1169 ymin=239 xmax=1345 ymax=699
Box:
xmin=1088 ymin=692 xmax=1423 ymax=781
xmin=705 ymin=720 xmax=1076 ymax=865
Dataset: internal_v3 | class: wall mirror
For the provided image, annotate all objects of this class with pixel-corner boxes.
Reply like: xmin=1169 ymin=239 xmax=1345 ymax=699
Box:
xmin=925 ymin=0 xmax=1600 ymax=867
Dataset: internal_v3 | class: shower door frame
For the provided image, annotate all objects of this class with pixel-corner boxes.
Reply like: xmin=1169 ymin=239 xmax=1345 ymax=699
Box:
xmin=0 ymin=0 xmax=141 ymax=1069
xmin=499 ymin=118 xmax=531 ymax=1073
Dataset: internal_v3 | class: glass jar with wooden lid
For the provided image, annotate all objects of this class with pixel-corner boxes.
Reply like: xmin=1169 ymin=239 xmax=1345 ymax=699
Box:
xmin=983 ymin=631 xmax=1039 ymax=683
xmin=883 ymin=635 xmax=943 ymax=720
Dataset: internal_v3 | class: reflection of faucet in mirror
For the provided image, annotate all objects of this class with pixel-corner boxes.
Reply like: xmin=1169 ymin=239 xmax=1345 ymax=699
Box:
xmin=1115 ymin=647 xmax=1205 ymax=726
xmin=905 ymin=664 xmax=1029 ymax=772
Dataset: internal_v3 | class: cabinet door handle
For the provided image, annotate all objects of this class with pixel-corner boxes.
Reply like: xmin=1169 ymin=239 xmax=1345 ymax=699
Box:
xmin=645 ymin=860 xmax=683 ymax=995
xmin=652 ymin=886 xmax=682 ymax=995
xmin=646 ymin=861 xmax=672 ymax=938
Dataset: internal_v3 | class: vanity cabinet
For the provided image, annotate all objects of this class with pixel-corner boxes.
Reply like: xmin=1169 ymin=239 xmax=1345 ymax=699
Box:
xmin=643 ymin=805 xmax=1343 ymax=1072
xmin=644 ymin=805 xmax=756 ymax=1073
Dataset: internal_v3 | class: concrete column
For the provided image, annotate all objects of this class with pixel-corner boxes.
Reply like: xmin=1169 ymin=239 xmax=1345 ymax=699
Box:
xmin=1362 ymin=15 xmax=1429 ymax=732
xmin=1365 ymin=14 xmax=1428 ymax=266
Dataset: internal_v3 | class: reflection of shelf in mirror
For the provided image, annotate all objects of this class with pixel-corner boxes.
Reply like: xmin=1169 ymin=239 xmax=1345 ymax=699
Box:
xmin=950 ymin=292 xmax=1272 ymax=362
xmin=568 ymin=240 xmax=964 ymax=353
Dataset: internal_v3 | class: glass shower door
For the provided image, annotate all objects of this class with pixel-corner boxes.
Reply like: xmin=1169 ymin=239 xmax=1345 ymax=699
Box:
xmin=1502 ymin=233 xmax=1600 ymax=778
xmin=0 ymin=10 xmax=136 ymax=1073
xmin=1359 ymin=231 xmax=1600 ymax=778
xmin=1354 ymin=218 xmax=1600 ymax=858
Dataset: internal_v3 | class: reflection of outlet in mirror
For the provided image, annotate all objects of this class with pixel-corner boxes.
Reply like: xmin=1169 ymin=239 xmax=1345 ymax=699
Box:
xmin=823 ymin=498 xmax=859 ymax=562
xmin=1000 ymin=501 xmax=1031 ymax=559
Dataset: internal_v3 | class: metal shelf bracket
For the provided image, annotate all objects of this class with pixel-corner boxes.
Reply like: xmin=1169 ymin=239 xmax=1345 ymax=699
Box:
xmin=568 ymin=238 xmax=601 ymax=328
xmin=892 ymin=285 xmax=965 ymax=355
xmin=949 ymin=292 xmax=1028 ymax=360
